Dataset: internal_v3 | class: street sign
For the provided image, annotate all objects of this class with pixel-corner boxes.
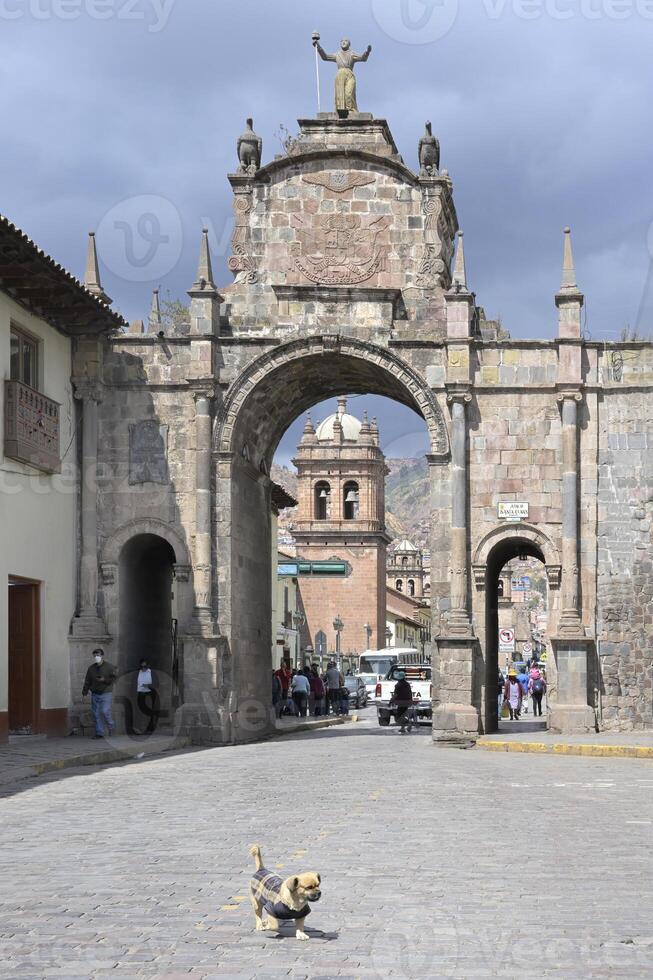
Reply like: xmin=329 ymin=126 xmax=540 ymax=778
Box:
xmin=499 ymin=627 xmax=515 ymax=653
xmin=498 ymin=502 xmax=529 ymax=521
xmin=522 ymin=642 xmax=533 ymax=655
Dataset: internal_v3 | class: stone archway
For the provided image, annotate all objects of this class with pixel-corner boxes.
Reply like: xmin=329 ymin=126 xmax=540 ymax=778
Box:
xmin=212 ymin=336 xmax=450 ymax=742
xmin=95 ymin=519 xmax=194 ymax=732
xmin=471 ymin=524 xmax=561 ymax=732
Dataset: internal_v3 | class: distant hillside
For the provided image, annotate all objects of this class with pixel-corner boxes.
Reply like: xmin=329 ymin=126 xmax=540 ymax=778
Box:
xmin=271 ymin=456 xmax=431 ymax=552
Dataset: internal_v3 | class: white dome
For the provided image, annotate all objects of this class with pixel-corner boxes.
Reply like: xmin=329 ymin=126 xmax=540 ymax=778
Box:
xmin=394 ymin=538 xmax=418 ymax=553
xmin=316 ymin=412 xmax=362 ymax=442
xmin=315 ymin=398 xmax=362 ymax=442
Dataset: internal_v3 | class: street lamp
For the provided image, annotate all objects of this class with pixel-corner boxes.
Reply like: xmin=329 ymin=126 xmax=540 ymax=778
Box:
xmin=292 ymin=611 xmax=305 ymax=669
xmin=363 ymin=622 xmax=372 ymax=649
xmin=333 ymin=615 xmax=344 ymax=663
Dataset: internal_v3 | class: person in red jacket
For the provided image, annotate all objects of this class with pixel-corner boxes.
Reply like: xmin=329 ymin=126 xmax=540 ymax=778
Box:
xmin=275 ymin=662 xmax=292 ymax=715
xmin=309 ymin=667 xmax=326 ymax=716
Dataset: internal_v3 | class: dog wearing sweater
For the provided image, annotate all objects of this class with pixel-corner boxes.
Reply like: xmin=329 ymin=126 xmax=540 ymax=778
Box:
xmin=249 ymin=844 xmax=321 ymax=940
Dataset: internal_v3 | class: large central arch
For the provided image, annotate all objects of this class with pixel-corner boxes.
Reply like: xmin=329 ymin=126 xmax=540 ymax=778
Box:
xmin=212 ymin=336 xmax=450 ymax=741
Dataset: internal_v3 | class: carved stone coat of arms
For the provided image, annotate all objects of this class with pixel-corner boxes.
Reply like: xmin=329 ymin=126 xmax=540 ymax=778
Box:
xmin=290 ymin=212 xmax=390 ymax=286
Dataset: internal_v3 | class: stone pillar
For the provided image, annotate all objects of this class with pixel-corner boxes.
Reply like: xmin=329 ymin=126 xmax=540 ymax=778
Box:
xmin=432 ymin=390 xmax=480 ymax=745
xmin=447 ymin=393 xmax=472 ymax=634
xmin=71 ymin=382 xmax=105 ymax=636
xmin=191 ymin=388 xmax=215 ymax=631
xmin=550 ymin=390 xmax=595 ymax=732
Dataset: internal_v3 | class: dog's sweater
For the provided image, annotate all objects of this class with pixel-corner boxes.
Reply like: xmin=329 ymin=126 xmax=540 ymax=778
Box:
xmin=251 ymin=867 xmax=311 ymax=921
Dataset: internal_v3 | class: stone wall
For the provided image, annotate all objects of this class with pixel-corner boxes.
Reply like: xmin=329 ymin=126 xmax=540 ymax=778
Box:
xmin=597 ymin=374 xmax=653 ymax=729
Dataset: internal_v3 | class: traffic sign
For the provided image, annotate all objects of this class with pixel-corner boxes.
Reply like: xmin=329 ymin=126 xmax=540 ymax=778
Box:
xmin=499 ymin=628 xmax=515 ymax=653
xmin=522 ymin=642 xmax=533 ymax=655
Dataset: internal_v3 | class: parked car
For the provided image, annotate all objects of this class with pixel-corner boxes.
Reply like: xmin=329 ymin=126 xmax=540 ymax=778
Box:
xmin=357 ymin=672 xmax=379 ymax=702
xmin=344 ymin=675 xmax=368 ymax=708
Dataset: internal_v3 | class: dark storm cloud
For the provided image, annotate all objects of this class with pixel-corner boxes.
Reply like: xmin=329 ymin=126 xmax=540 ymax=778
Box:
xmin=1 ymin=0 xmax=651 ymax=345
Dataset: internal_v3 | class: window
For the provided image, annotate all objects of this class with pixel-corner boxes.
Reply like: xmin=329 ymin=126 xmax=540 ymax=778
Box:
xmin=408 ymin=580 xmax=415 ymax=597
xmin=314 ymin=481 xmax=331 ymax=520
xmin=396 ymin=579 xmax=403 ymax=592
xmin=401 ymin=557 xmax=408 ymax=566
xmin=343 ymin=481 xmax=359 ymax=520
xmin=10 ymin=327 xmax=39 ymax=389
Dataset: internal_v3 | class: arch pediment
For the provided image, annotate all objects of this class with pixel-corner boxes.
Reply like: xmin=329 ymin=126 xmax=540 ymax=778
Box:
xmin=472 ymin=523 xmax=562 ymax=590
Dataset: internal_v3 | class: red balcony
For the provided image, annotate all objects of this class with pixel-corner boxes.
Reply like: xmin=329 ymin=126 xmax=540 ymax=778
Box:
xmin=4 ymin=380 xmax=61 ymax=474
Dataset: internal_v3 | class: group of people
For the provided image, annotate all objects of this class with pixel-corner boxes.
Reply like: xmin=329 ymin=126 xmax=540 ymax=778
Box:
xmin=272 ymin=661 xmax=349 ymax=719
xmin=82 ymin=648 xmax=159 ymax=737
xmin=499 ymin=662 xmax=547 ymax=721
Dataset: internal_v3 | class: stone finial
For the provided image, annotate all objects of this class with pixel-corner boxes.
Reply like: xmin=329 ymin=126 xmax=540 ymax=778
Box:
xmin=237 ymin=118 xmax=262 ymax=174
xmin=418 ymin=121 xmax=440 ymax=177
xmin=148 ymin=288 xmax=162 ymax=333
xmin=189 ymin=228 xmax=217 ymax=296
xmin=370 ymin=416 xmax=379 ymax=445
xmin=452 ymin=231 xmax=468 ymax=290
xmin=359 ymin=410 xmax=373 ymax=445
xmin=300 ymin=413 xmax=317 ymax=444
xmin=84 ymin=232 xmax=111 ymax=305
xmin=332 ymin=413 xmax=343 ymax=444
xmin=337 ymin=395 xmax=348 ymax=416
xmin=560 ymin=226 xmax=580 ymax=292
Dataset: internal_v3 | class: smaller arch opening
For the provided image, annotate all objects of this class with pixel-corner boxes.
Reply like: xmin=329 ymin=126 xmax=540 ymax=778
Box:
xmin=407 ymin=579 xmax=415 ymax=597
xmin=314 ymin=481 xmax=331 ymax=521
xmin=343 ymin=481 xmax=359 ymax=520
xmin=395 ymin=579 xmax=403 ymax=592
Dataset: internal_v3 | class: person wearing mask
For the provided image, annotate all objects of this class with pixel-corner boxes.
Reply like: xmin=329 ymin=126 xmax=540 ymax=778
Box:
xmin=136 ymin=658 xmax=158 ymax=734
xmin=503 ymin=668 xmax=523 ymax=721
xmin=291 ymin=669 xmax=310 ymax=718
xmin=325 ymin=661 xmax=344 ymax=716
xmin=390 ymin=671 xmax=414 ymax=734
xmin=82 ymin=648 xmax=118 ymax=738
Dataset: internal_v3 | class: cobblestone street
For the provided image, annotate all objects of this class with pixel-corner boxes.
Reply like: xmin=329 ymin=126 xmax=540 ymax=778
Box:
xmin=2 ymin=719 xmax=653 ymax=979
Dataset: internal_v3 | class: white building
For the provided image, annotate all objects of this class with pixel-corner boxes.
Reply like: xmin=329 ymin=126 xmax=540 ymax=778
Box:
xmin=0 ymin=218 xmax=123 ymax=740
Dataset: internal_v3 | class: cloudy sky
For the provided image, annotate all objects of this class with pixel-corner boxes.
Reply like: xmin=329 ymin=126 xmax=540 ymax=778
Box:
xmin=2 ymin=0 xmax=652 ymax=461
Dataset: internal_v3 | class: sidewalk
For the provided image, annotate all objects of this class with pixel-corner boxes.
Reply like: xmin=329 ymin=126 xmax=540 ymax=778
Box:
xmin=477 ymin=727 xmax=653 ymax=759
xmin=0 ymin=731 xmax=190 ymax=789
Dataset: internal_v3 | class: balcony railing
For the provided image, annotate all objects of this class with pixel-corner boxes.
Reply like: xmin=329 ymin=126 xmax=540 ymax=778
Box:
xmin=4 ymin=380 xmax=61 ymax=474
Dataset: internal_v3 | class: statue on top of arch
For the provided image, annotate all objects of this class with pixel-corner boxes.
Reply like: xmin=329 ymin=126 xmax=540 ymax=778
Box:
xmin=312 ymin=33 xmax=372 ymax=117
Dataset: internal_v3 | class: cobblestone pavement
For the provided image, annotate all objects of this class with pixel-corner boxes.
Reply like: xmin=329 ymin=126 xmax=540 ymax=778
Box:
xmin=1 ymin=715 xmax=653 ymax=979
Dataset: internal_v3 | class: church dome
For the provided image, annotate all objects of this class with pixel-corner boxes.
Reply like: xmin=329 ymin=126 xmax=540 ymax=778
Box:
xmin=394 ymin=538 xmax=418 ymax=553
xmin=315 ymin=397 xmax=362 ymax=442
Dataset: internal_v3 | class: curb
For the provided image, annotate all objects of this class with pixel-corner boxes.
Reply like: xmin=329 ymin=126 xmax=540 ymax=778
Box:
xmin=273 ymin=716 xmax=347 ymax=737
xmin=27 ymin=736 xmax=192 ymax=778
xmin=476 ymin=738 xmax=653 ymax=760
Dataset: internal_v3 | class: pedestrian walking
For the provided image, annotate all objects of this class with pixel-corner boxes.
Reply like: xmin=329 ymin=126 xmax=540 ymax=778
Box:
xmin=82 ymin=648 xmax=118 ymax=738
xmin=309 ymin=666 xmax=326 ymax=716
xmin=275 ymin=662 xmax=292 ymax=716
xmin=517 ymin=666 xmax=530 ymax=714
xmin=136 ymin=658 xmax=158 ymax=734
xmin=272 ymin=670 xmax=283 ymax=719
xmin=291 ymin=669 xmax=310 ymax=717
xmin=390 ymin=671 xmax=414 ymax=733
xmin=529 ymin=668 xmax=546 ymax=717
xmin=497 ymin=669 xmax=505 ymax=719
xmin=325 ymin=661 xmax=344 ymax=716
xmin=503 ymin=669 xmax=523 ymax=721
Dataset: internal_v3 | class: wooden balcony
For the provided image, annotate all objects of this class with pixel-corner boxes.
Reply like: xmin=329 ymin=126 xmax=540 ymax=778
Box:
xmin=4 ymin=380 xmax=61 ymax=474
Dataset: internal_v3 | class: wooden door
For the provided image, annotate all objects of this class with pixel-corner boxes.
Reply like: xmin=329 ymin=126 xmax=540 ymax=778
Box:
xmin=8 ymin=580 xmax=39 ymax=732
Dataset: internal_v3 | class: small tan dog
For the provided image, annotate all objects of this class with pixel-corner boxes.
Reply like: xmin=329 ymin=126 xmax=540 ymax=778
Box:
xmin=249 ymin=844 xmax=322 ymax=940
